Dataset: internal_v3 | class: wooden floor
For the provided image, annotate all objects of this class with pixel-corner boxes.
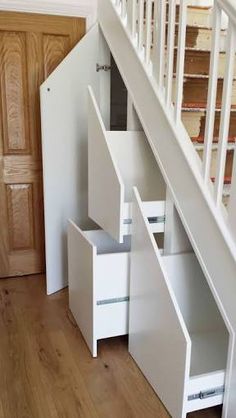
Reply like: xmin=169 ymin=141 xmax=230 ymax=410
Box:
xmin=0 ymin=275 xmax=222 ymax=418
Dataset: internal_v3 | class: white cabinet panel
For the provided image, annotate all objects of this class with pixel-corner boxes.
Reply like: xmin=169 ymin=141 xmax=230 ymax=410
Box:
xmin=68 ymin=220 xmax=130 ymax=357
xmin=88 ymin=87 xmax=165 ymax=243
xmin=129 ymin=188 xmax=228 ymax=418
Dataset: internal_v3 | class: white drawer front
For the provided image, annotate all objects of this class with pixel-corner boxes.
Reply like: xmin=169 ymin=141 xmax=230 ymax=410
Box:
xmin=96 ymin=302 xmax=129 ymax=340
xmin=187 ymin=370 xmax=225 ymax=412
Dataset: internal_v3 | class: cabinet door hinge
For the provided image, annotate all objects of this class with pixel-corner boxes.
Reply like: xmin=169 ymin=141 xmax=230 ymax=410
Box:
xmin=96 ymin=63 xmax=111 ymax=72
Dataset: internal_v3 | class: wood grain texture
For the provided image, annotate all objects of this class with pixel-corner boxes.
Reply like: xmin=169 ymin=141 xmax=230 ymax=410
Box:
xmin=0 ymin=12 xmax=85 ymax=278
xmin=43 ymin=34 xmax=70 ymax=77
xmin=0 ymin=31 xmax=30 ymax=155
xmin=6 ymin=184 xmax=34 ymax=251
xmin=0 ymin=275 xmax=222 ymax=418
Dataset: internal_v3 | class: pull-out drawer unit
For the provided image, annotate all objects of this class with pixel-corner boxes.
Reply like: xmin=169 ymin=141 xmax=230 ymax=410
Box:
xmin=88 ymin=86 xmax=166 ymax=243
xmin=68 ymin=220 xmax=131 ymax=357
xmin=129 ymin=189 xmax=229 ymax=418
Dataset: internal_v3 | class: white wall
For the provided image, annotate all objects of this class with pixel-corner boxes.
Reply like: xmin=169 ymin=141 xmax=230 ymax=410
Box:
xmin=0 ymin=0 xmax=97 ymax=28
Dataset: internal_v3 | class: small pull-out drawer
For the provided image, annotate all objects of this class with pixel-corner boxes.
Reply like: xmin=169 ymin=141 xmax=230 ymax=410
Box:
xmin=68 ymin=220 xmax=131 ymax=357
xmin=88 ymin=86 xmax=166 ymax=243
xmin=129 ymin=188 xmax=228 ymax=418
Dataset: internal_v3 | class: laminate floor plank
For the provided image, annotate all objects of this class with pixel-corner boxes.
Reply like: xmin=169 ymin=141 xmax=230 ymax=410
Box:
xmin=0 ymin=275 xmax=222 ymax=418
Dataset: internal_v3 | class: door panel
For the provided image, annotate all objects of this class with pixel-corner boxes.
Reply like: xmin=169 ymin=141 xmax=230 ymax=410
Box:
xmin=0 ymin=12 xmax=85 ymax=277
xmin=43 ymin=34 xmax=70 ymax=77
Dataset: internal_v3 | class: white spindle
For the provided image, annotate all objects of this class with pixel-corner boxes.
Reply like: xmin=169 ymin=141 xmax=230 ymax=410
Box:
xmin=121 ymin=0 xmax=127 ymax=18
xmin=174 ymin=0 xmax=187 ymax=122
xmin=228 ymin=145 xmax=236 ymax=238
xmin=127 ymin=0 xmax=137 ymax=37
xmin=202 ymin=4 xmax=221 ymax=183
xmin=214 ymin=23 xmax=236 ymax=206
xmin=145 ymin=0 xmax=153 ymax=65
xmin=166 ymin=0 xmax=176 ymax=106
xmin=154 ymin=0 xmax=167 ymax=90
xmin=138 ymin=0 xmax=144 ymax=51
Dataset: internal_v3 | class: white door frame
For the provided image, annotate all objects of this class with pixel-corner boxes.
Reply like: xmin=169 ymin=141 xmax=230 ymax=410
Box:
xmin=0 ymin=0 xmax=97 ymax=29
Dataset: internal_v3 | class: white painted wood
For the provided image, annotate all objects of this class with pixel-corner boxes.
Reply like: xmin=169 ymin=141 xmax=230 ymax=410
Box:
xmin=228 ymin=152 xmax=236 ymax=240
xmin=142 ymin=201 xmax=166 ymax=218
xmin=108 ymin=131 xmax=165 ymax=202
xmin=203 ymin=3 xmax=221 ymax=183
xmin=96 ymin=302 xmax=129 ymax=339
xmin=174 ymin=0 xmax=187 ymax=122
xmin=41 ymin=25 xmax=104 ymax=295
xmin=88 ymin=86 xmax=165 ymax=241
xmin=188 ymin=370 xmax=225 ymax=412
xmin=98 ymin=32 xmax=111 ymax=130
xmin=123 ymin=201 xmax=165 ymax=220
xmin=129 ymin=188 xmax=191 ymax=418
xmin=98 ymin=5 xmax=236 ymax=413
xmin=68 ymin=220 xmax=96 ymax=356
xmin=138 ymin=0 xmax=144 ymax=52
xmin=84 ymin=230 xmax=131 ymax=254
xmin=0 ymin=0 xmax=97 ymax=29
xmin=145 ymin=0 xmax=152 ymax=66
xmin=88 ymin=86 xmax=124 ymax=243
xmin=164 ymin=189 xmax=192 ymax=254
xmin=121 ymin=0 xmax=126 ymax=19
xmin=127 ymin=94 xmax=143 ymax=131
xmin=130 ymin=188 xmax=228 ymax=416
xmin=165 ymin=0 xmax=176 ymax=106
xmin=96 ymin=253 xmax=130 ymax=301
xmin=214 ymin=23 xmax=236 ymax=206
xmin=164 ymin=253 xmax=228 ymax=345
xmin=126 ymin=0 xmax=136 ymax=38
xmin=68 ymin=220 xmax=130 ymax=357
xmin=189 ymin=370 xmax=225 ymax=396
xmin=154 ymin=0 xmax=166 ymax=90
xmin=218 ymin=0 xmax=236 ymax=28
xmin=123 ymin=200 xmax=166 ymax=235
xmin=189 ymin=331 xmax=228 ymax=377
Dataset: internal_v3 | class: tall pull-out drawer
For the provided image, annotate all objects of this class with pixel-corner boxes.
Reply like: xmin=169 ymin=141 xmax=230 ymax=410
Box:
xmin=88 ymin=86 xmax=166 ymax=243
xmin=68 ymin=220 xmax=131 ymax=357
xmin=129 ymin=188 xmax=229 ymax=418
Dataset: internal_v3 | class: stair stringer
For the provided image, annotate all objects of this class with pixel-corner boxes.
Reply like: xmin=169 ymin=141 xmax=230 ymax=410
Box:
xmin=98 ymin=1 xmax=236 ymax=416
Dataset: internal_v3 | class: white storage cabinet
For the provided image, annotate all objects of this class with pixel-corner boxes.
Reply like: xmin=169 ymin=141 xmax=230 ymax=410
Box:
xmin=68 ymin=220 xmax=131 ymax=357
xmin=129 ymin=189 xmax=229 ymax=418
xmin=88 ymin=86 xmax=166 ymax=243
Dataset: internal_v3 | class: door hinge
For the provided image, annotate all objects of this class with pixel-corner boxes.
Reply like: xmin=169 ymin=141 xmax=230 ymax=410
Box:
xmin=188 ymin=386 xmax=224 ymax=402
xmin=96 ymin=63 xmax=111 ymax=72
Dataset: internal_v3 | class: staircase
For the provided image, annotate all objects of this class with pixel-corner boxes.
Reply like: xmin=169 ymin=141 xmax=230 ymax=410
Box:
xmin=178 ymin=5 xmax=236 ymax=207
xmin=40 ymin=1 xmax=236 ymax=418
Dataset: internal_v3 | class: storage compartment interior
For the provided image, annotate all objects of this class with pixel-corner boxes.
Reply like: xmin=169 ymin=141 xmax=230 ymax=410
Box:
xmin=84 ymin=230 xmax=131 ymax=254
xmin=163 ymin=253 xmax=229 ymax=378
xmin=160 ymin=253 xmax=229 ymax=386
xmin=107 ymin=131 xmax=165 ymax=202
xmin=88 ymin=86 xmax=166 ymax=242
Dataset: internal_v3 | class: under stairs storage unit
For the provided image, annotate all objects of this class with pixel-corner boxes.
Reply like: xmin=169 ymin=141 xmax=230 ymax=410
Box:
xmin=88 ymin=87 xmax=166 ymax=243
xmin=68 ymin=220 xmax=131 ymax=358
xmin=129 ymin=189 xmax=228 ymax=418
xmin=41 ymin=1 xmax=236 ymax=416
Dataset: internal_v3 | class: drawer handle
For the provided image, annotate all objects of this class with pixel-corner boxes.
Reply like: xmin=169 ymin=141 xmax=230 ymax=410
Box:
xmin=97 ymin=296 xmax=130 ymax=306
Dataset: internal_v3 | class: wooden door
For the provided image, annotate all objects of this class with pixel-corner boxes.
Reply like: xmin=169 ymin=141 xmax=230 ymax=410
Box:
xmin=0 ymin=12 xmax=85 ymax=277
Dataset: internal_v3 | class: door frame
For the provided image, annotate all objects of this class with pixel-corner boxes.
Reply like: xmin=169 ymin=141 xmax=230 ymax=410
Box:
xmin=0 ymin=0 xmax=96 ymax=29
